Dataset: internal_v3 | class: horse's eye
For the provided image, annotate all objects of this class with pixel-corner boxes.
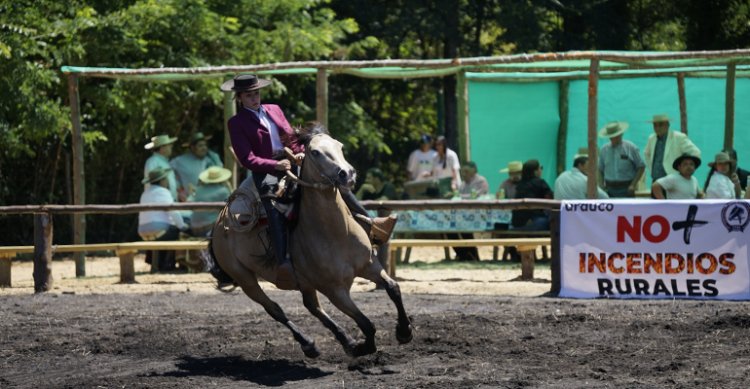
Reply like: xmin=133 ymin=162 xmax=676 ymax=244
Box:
xmin=311 ymin=150 xmax=320 ymax=157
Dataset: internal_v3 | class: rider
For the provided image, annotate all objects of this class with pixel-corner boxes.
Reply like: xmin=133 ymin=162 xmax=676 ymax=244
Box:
xmin=222 ymin=74 xmax=397 ymax=290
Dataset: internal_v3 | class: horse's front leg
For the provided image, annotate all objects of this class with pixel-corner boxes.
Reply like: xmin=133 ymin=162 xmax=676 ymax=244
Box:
xmin=324 ymin=288 xmax=377 ymax=357
xmin=236 ymin=273 xmax=320 ymax=358
xmin=360 ymin=258 xmax=414 ymax=345
xmin=301 ymin=289 xmax=358 ymax=356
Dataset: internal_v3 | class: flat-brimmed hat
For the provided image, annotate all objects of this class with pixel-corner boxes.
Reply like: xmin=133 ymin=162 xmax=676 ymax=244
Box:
xmin=198 ymin=166 xmax=232 ymax=184
xmin=182 ymin=132 xmax=213 ymax=147
xmin=144 ymin=134 xmax=177 ymax=150
xmin=708 ymin=152 xmax=734 ymax=168
xmin=142 ymin=166 xmax=172 ymax=184
xmin=220 ymin=74 xmax=272 ymax=92
xmin=672 ymin=154 xmax=701 ymax=170
xmin=648 ymin=114 xmax=670 ymax=123
xmin=598 ymin=122 xmax=629 ymax=138
xmin=499 ymin=161 xmax=523 ymax=174
xmin=573 ymin=147 xmax=589 ymax=159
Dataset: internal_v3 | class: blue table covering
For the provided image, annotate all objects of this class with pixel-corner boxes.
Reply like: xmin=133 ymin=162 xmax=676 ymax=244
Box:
xmin=388 ymin=209 xmax=512 ymax=233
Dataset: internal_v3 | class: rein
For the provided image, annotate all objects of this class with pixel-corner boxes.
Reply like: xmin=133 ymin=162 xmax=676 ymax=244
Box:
xmin=282 ymin=135 xmax=343 ymax=191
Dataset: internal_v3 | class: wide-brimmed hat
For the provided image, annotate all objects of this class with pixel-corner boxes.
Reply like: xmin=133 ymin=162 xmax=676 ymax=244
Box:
xmin=220 ymin=74 xmax=272 ymax=92
xmin=142 ymin=166 xmax=172 ymax=184
xmin=144 ymin=134 xmax=177 ymax=150
xmin=708 ymin=152 xmax=734 ymax=168
xmin=499 ymin=160 xmax=523 ymax=174
xmin=182 ymin=132 xmax=213 ymax=147
xmin=648 ymin=114 xmax=670 ymax=123
xmin=573 ymin=147 xmax=589 ymax=159
xmin=198 ymin=166 xmax=232 ymax=184
xmin=672 ymin=154 xmax=701 ymax=170
xmin=598 ymin=122 xmax=629 ymax=138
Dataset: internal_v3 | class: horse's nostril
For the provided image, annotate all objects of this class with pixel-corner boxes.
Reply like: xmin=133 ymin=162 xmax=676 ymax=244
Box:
xmin=338 ymin=170 xmax=348 ymax=180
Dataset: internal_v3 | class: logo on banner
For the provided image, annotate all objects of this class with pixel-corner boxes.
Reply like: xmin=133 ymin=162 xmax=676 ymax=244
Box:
xmin=617 ymin=204 xmax=707 ymax=244
xmin=721 ymin=201 xmax=750 ymax=232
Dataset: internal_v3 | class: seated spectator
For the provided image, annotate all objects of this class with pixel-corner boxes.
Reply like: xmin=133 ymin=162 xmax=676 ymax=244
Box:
xmin=407 ymin=134 xmax=437 ymax=181
xmin=138 ymin=167 xmax=188 ymax=272
xmin=652 ymin=154 xmax=703 ymax=199
xmin=458 ymin=161 xmax=489 ymax=199
xmin=705 ymin=152 xmax=741 ymax=199
xmin=189 ymin=166 xmax=233 ymax=237
xmin=722 ymin=148 xmax=749 ymax=192
xmin=496 ymin=161 xmax=522 ymax=199
xmin=356 ymin=168 xmax=398 ymax=200
xmin=512 ymin=159 xmax=553 ymax=231
xmin=554 ymin=151 xmax=609 ymax=200
xmin=171 ymin=132 xmax=223 ymax=200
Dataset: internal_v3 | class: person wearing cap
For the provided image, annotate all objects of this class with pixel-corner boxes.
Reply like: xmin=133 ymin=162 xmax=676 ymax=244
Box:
xmin=496 ymin=161 xmax=522 ymax=199
xmin=597 ymin=121 xmax=645 ymax=198
xmin=170 ymin=132 xmax=223 ymax=200
xmin=406 ymin=134 xmax=437 ymax=181
xmin=144 ymin=134 xmax=179 ymax=201
xmin=222 ymin=74 xmax=397 ymax=290
xmin=555 ymin=149 xmax=609 ymax=200
xmin=644 ymin=114 xmax=701 ymax=183
xmin=138 ymin=166 xmax=188 ymax=272
xmin=188 ymin=166 xmax=233 ymax=236
xmin=652 ymin=154 xmax=703 ymax=200
xmin=704 ymin=152 xmax=741 ymax=199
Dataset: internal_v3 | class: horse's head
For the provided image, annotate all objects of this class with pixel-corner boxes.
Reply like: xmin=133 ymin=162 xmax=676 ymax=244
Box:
xmin=297 ymin=122 xmax=357 ymax=189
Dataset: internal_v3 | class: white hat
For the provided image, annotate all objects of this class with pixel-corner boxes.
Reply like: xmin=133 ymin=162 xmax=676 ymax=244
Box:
xmin=598 ymin=122 xmax=629 ymax=138
xmin=499 ymin=161 xmax=522 ymax=174
xmin=199 ymin=166 xmax=232 ymax=184
xmin=144 ymin=134 xmax=178 ymax=150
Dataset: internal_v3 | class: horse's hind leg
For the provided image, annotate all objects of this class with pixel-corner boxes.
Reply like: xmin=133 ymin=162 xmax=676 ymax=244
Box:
xmin=359 ymin=263 xmax=414 ymax=345
xmin=236 ymin=274 xmax=320 ymax=358
xmin=300 ymin=289 xmax=359 ymax=356
xmin=323 ymin=288 xmax=377 ymax=357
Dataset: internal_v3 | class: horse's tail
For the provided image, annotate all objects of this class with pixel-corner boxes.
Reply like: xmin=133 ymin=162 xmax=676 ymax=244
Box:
xmin=202 ymin=229 xmax=237 ymax=292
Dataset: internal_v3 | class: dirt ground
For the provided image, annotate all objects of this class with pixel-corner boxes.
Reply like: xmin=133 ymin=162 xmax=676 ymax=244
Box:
xmin=2 ymin=247 xmax=750 ymax=388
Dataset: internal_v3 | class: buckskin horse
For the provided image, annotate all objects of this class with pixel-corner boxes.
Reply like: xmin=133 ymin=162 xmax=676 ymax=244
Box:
xmin=206 ymin=123 xmax=413 ymax=358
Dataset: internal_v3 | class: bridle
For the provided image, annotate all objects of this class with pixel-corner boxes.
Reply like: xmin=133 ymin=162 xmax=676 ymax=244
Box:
xmin=284 ymin=134 xmax=348 ymax=191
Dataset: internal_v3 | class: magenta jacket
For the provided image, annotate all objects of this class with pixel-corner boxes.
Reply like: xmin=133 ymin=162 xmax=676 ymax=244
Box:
xmin=228 ymin=104 xmax=303 ymax=175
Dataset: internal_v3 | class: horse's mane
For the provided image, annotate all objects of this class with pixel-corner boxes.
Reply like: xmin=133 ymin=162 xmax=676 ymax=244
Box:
xmin=294 ymin=121 xmax=330 ymax=147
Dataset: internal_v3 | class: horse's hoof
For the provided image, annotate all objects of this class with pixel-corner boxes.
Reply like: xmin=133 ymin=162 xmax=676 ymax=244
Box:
xmin=301 ymin=342 xmax=320 ymax=359
xmin=396 ymin=324 xmax=414 ymax=344
xmin=352 ymin=342 xmax=377 ymax=357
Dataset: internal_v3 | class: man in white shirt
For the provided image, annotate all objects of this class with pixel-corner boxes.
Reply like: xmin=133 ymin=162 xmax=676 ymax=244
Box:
xmin=406 ymin=134 xmax=437 ymax=181
xmin=652 ymin=154 xmax=703 ymax=199
xmin=138 ymin=166 xmax=187 ymax=272
xmin=555 ymin=153 xmax=609 ymax=200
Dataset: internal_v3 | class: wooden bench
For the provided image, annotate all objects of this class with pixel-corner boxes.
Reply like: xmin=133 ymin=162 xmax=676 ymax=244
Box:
xmin=490 ymin=230 xmax=551 ymax=260
xmin=387 ymin=237 xmax=551 ymax=280
xmin=0 ymin=241 xmax=208 ymax=287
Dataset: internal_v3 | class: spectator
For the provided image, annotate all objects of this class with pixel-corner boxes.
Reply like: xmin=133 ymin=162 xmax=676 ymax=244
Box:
xmin=722 ymin=148 xmax=749 ymax=191
xmin=138 ymin=166 xmax=187 ymax=272
xmin=458 ymin=161 xmax=489 ymax=199
xmin=406 ymin=134 xmax=437 ymax=181
xmin=356 ymin=168 xmax=398 ymax=200
xmin=705 ymin=152 xmax=741 ymax=199
xmin=144 ymin=134 xmax=179 ymax=201
xmin=512 ymin=160 xmax=553 ymax=231
xmin=555 ymin=150 xmax=609 ymax=200
xmin=652 ymin=154 xmax=703 ymax=199
xmin=644 ymin=114 xmax=700 ymax=183
xmin=189 ymin=166 xmax=233 ymax=237
xmin=497 ymin=161 xmax=522 ymax=199
xmin=170 ymin=132 xmax=223 ymax=201
xmin=432 ymin=135 xmax=462 ymax=192
xmin=597 ymin=121 xmax=645 ymax=198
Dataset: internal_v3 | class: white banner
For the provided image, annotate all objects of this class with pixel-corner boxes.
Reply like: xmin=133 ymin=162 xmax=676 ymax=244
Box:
xmin=560 ymin=199 xmax=750 ymax=300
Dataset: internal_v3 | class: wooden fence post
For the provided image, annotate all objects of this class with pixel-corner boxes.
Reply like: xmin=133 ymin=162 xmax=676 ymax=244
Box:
xmin=33 ymin=213 xmax=53 ymax=293
xmin=117 ymin=249 xmax=136 ymax=284
xmin=0 ymin=255 xmax=11 ymax=288
xmin=586 ymin=58 xmax=600 ymax=199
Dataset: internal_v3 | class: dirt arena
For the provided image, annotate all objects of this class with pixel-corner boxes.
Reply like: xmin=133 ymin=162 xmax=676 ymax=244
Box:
xmin=2 ymin=247 xmax=750 ymax=388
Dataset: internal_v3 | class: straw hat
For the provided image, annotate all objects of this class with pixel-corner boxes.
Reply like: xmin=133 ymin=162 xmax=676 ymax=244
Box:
xmin=220 ymin=74 xmax=272 ymax=92
xmin=142 ymin=166 xmax=172 ymax=184
xmin=182 ymin=132 xmax=213 ymax=147
xmin=573 ymin=147 xmax=589 ymax=159
xmin=708 ymin=152 xmax=734 ymax=168
xmin=598 ymin=122 xmax=629 ymax=138
xmin=499 ymin=161 xmax=523 ymax=174
xmin=672 ymin=154 xmax=701 ymax=170
xmin=648 ymin=114 xmax=670 ymax=123
xmin=198 ymin=166 xmax=232 ymax=184
xmin=144 ymin=134 xmax=177 ymax=150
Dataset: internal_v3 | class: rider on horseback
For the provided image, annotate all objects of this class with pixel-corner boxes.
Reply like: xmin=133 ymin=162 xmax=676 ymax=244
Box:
xmin=223 ymin=74 xmax=397 ymax=290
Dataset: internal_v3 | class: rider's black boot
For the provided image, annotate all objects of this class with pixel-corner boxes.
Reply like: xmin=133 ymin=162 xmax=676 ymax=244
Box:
xmin=267 ymin=209 xmax=297 ymax=290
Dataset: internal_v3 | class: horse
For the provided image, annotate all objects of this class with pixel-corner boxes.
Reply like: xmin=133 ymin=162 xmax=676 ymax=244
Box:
xmin=206 ymin=123 xmax=413 ymax=358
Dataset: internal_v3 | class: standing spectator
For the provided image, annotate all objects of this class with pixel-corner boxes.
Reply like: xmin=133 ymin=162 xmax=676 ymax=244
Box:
xmin=705 ymin=152 xmax=741 ymax=199
xmin=555 ymin=151 xmax=609 ymax=200
xmin=138 ymin=166 xmax=187 ymax=272
xmin=512 ymin=160 xmax=553 ymax=231
xmin=652 ymin=154 xmax=703 ymax=199
xmin=189 ymin=166 xmax=233 ymax=237
xmin=497 ymin=161 xmax=522 ymax=199
xmin=356 ymin=168 xmax=398 ymax=200
xmin=432 ymin=135 xmax=462 ymax=192
xmin=406 ymin=134 xmax=437 ymax=181
xmin=598 ymin=121 xmax=645 ymax=198
xmin=171 ymin=132 xmax=223 ymax=201
xmin=458 ymin=161 xmax=489 ymax=199
xmin=144 ymin=134 xmax=179 ymax=201
xmin=644 ymin=114 xmax=701 ymax=183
